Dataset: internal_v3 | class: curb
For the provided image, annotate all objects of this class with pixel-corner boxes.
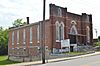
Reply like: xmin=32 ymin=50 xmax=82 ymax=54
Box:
xmin=48 ymin=52 xmax=100 ymax=63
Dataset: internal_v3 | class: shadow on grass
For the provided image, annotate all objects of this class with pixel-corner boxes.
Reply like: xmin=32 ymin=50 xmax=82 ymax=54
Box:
xmin=0 ymin=59 xmax=20 ymax=65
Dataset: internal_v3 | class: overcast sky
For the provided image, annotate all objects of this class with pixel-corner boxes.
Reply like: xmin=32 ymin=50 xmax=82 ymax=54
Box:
xmin=0 ymin=0 xmax=99 ymax=38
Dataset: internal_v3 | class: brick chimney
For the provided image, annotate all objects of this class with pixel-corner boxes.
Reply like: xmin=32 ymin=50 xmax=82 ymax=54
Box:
xmin=26 ymin=17 xmax=29 ymax=24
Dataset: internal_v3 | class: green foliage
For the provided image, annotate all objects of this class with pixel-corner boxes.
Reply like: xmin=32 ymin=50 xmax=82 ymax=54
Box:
xmin=95 ymin=42 xmax=100 ymax=46
xmin=0 ymin=56 xmax=20 ymax=65
xmin=0 ymin=27 xmax=8 ymax=55
xmin=64 ymin=52 xmax=84 ymax=54
xmin=98 ymin=36 xmax=100 ymax=41
xmin=12 ymin=19 xmax=27 ymax=27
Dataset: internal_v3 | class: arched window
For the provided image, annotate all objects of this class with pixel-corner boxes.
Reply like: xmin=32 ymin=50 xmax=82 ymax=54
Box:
xmin=12 ymin=31 xmax=14 ymax=45
xmin=58 ymin=8 xmax=62 ymax=17
xmin=70 ymin=20 xmax=77 ymax=34
xmin=23 ymin=29 xmax=26 ymax=44
xmin=70 ymin=25 xmax=78 ymax=35
xmin=17 ymin=30 xmax=19 ymax=44
xmin=59 ymin=22 xmax=64 ymax=40
xmin=55 ymin=21 xmax=64 ymax=41
xmin=37 ymin=25 xmax=40 ymax=42
xmin=30 ymin=27 xmax=32 ymax=43
xmin=86 ymin=26 xmax=90 ymax=43
xmin=55 ymin=21 xmax=60 ymax=40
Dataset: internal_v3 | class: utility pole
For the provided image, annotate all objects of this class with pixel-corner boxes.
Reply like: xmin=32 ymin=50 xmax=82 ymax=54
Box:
xmin=40 ymin=0 xmax=46 ymax=64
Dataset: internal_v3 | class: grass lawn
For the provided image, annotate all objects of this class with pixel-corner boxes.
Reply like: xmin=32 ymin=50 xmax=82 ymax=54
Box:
xmin=95 ymin=42 xmax=100 ymax=46
xmin=0 ymin=55 xmax=20 ymax=66
xmin=64 ymin=52 xmax=84 ymax=54
xmin=69 ymin=52 xmax=84 ymax=54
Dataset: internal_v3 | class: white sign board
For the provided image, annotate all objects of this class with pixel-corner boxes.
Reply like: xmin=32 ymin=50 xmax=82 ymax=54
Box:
xmin=61 ymin=39 xmax=70 ymax=52
xmin=61 ymin=39 xmax=70 ymax=48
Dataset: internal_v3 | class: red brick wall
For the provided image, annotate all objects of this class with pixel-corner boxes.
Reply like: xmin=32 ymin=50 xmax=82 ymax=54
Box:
xmin=45 ymin=21 xmax=52 ymax=50
xmin=49 ymin=4 xmax=93 ymax=49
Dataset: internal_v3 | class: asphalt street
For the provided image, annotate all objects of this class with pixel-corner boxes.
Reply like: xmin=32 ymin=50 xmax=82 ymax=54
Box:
xmin=33 ymin=54 xmax=100 ymax=66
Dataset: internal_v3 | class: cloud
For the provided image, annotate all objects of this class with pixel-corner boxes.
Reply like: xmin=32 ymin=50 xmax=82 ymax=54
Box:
xmin=0 ymin=0 xmax=44 ymax=28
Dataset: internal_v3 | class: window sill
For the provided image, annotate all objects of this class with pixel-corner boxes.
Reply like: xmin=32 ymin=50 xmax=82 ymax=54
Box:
xmin=17 ymin=43 xmax=19 ymax=44
xmin=37 ymin=41 xmax=40 ymax=43
xmin=30 ymin=42 xmax=33 ymax=44
xmin=12 ymin=43 xmax=14 ymax=45
xmin=56 ymin=40 xmax=60 ymax=42
xmin=16 ymin=47 xmax=19 ymax=49
xmin=23 ymin=48 xmax=26 ymax=49
xmin=23 ymin=42 xmax=26 ymax=44
xmin=56 ymin=39 xmax=64 ymax=42
xmin=12 ymin=48 xmax=14 ymax=49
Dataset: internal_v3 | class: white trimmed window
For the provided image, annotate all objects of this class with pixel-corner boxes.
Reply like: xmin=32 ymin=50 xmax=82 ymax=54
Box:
xmin=55 ymin=21 xmax=64 ymax=41
xmin=58 ymin=8 xmax=62 ymax=17
xmin=30 ymin=27 xmax=32 ymax=43
xmin=86 ymin=26 xmax=90 ymax=43
xmin=12 ymin=31 xmax=14 ymax=45
xmin=55 ymin=21 xmax=60 ymax=41
xmin=70 ymin=25 xmax=77 ymax=35
xmin=17 ymin=30 xmax=19 ymax=44
xmin=23 ymin=29 xmax=26 ymax=44
xmin=70 ymin=21 xmax=78 ymax=35
xmin=59 ymin=22 xmax=64 ymax=40
xmin=37 ymin=25 xmax=40 ymax=43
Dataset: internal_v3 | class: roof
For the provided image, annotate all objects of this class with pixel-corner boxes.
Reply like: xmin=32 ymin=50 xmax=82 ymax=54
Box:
xmin=9 ymin=19 xmax=49 ymax=31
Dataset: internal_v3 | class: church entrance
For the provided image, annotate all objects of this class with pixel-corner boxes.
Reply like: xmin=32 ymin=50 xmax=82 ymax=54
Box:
xmin=69 ymin=20 xmax=78 ymax=52
xmin=69 ymin=35 xmax=77 ymax=44
xmin=70 ymin=46 xmax=74 ymax=52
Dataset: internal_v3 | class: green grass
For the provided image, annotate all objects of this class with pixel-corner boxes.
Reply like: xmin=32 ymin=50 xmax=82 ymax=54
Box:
xmin=69 ymin=52 xmax=84 ymax=54
xmin=64 ymin=52 xmax=84 ymax=54
xmin=0 ymin=55 xmax=20 ymax=66
xmin=95 ymin=42 xmax=100 ymax=46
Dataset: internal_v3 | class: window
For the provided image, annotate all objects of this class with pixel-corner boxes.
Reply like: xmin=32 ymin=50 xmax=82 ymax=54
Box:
xmin=23 ymin=29 xmax=26 ymax=44
xmin=87 ymin=15 xmax=89 ymax=22
xmin=86 ymin=26 xmax=90 ymax=43
xmin=58 ymin=8 xmax=62 ymax=17
xmin=59 ymin=22 xmax=64 ymax=40
xmin=55 ymin=21 xmax=64 ymax=41
xmin=37 ymin=25 xmax=40 ymax=43
xmin=56 ymin=21 xmax=60 ymax=40
xmin=70 ymin=21 xmax=77 ymax=44
xmin=70 ymin=23 xmax=77 ymax=35
xmin=12 ymin=31 xmax=14 ymax=45
xmin=30 ymin=27 xmax=32 ymax=43
xmin=17 ymin=30 xmax=19 ymax=44
xmin=70 ymin=26 xmax=76 ymax=34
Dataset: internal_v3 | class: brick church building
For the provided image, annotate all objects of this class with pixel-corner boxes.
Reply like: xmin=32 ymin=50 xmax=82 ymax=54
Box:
xmin=8 ymin=4 xmax=93 ymax=61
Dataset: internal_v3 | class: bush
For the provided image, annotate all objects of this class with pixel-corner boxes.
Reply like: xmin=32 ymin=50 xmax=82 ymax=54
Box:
xmin=0 ymin=27 xmax=8 ymax=55
xmin=95 ymin=42 xmax=100 ymax=46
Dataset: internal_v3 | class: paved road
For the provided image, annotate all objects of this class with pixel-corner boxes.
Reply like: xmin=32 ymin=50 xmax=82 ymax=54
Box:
xmin=33 ymin=54 xmax=100 ymax=66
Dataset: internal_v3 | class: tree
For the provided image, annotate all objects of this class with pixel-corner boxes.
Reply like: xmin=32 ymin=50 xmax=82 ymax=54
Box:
xmin=12 ymin=19 xmax=27 ymax=27
xmin=0 ymin=27 xmax=8 ymax=55
xmin=0 ymin=18 xmax=27 ymax=55
xmin=98 ymin=36 xmax=100 ymax=41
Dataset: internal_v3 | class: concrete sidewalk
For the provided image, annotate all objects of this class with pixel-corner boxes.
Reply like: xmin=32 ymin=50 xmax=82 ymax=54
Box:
xmin=5 ymin=52 xmax=100 ymax=66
